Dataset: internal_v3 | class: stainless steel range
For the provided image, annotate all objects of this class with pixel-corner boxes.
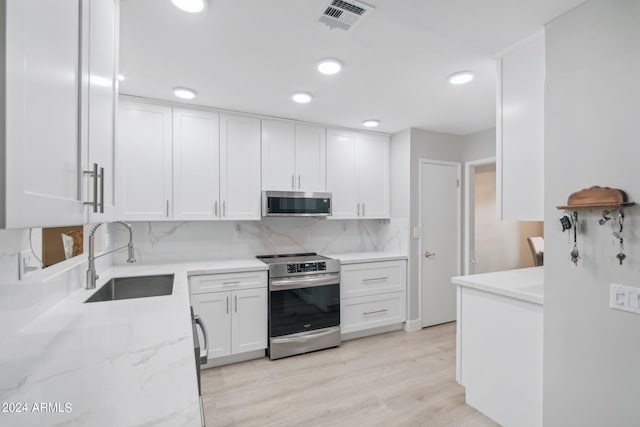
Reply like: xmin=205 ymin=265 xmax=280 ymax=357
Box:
xmin=257 ymin=252 xmax=341 ymax=360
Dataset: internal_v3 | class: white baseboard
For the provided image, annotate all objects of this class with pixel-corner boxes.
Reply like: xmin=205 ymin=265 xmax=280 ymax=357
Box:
xmin=202 ymin=349 xmax=266 ymax=368
xmin=404 ymin=319 xmax=421 ymax=332
xmin=341 ymin=323 xmax=404 ymax=341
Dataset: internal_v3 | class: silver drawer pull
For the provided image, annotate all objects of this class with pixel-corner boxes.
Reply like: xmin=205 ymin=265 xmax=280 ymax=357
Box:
xmin=222 ymin=281 xmax=241 ymax=286
xmin=363 ymin=277 xmax=389 ymax=282
xmin=363 ymin=309 xmax=389 ymax=315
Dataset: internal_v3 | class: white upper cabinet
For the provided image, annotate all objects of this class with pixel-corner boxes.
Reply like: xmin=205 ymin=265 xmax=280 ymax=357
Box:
xmin=117 ymin=101 xmax=173 ymax=220
xmin=497 ymin=32 xmax=545 ymax=221
xmin=1 ymin=0 xmax=120 ymax=228
xmin=173 ymin=108 xmax=220 ymax=220
xmin=294 ymin=124 xmax=326 ymax=192
xmin=326 ymin=130 xmax=359 ymax=218
xmin=219 ymin=114 xmax=261 ymax=220
xmin=2 ymin=0 xmax=85 ymax=228
xmin=261 ymin=120 xmax=326 ymax=192
xmin=356 ymin=133 xmax=390 ymax=218
xmin=327 ymin=129 xmax=390 ymax=219
xmin=85 ymin=0 xmax=119 ymax=223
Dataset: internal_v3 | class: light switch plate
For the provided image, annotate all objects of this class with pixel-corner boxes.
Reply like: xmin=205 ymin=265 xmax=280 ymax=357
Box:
xmin=610 ymin=283 xmax=640 ymax=314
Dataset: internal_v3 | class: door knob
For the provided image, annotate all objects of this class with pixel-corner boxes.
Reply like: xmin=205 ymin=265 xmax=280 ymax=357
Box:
xmin=424 ymin=251 xmax=436 ymax=258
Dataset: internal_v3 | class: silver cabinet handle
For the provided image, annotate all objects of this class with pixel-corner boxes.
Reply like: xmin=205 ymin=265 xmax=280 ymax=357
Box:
xmin=214 ymin=200 xmax=218 ymax=217
xmin=291 ymin=174 xmax=295 ymax=189
xmin=194 ymin=315 xmax=209 ymax=364
xmin=223 ymin=281 xmax=240 ymax=285
xmin=364 ymin=309 xmax=388 ymax=315
xmin=83 ymin=163 xmax=99 ymax=213
xmin=357 ymin=203 xmax=360 ymax=216
xmin=166 ymin=200 xmax=170 ymax=218
xmin=226 ymin=296 xmax=229 ymax=314
xmin=234 ymin=295 xmax=238 ymax=313
xmin=362 ymin=203 xmax=365 ymax=216
xmin=298 ymin=174 xmax=301 ymax=189
xmin=98 ymin=166 xmax=104 ymax=213
xmin=222 ymin=200 xmax=226 ymax=217
xmin=363 ymin=277 xmax=389 ymax=282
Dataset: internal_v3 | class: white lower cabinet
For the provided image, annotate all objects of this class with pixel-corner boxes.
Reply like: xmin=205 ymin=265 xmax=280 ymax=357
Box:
xmin=340 ymin=259 xmax=407 ymax=335
xmin=190 ymin=271 xmax=267 ymax=362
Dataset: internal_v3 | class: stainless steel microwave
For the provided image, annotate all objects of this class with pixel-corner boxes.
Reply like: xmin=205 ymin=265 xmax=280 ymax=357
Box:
xmin=262 ymin=191 xmax=332 ymax=217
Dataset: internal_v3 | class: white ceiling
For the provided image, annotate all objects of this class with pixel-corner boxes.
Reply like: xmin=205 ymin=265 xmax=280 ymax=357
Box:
xmin=119 ymin=0 xmax=586 ymax=135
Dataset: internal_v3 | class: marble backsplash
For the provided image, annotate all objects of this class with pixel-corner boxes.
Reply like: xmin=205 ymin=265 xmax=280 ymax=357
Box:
xmin=111 ymin=218 xmax=409 ymax=265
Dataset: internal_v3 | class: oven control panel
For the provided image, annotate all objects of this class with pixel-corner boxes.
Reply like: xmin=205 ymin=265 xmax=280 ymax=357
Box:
xmin=287 ymin=262 xmax=327 ymax=274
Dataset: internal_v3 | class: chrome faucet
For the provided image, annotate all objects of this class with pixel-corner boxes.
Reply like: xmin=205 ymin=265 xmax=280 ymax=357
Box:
xmin=86 ymin=221 xmax=136 ymax=290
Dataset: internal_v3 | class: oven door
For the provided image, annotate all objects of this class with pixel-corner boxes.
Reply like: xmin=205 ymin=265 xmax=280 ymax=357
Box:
xmin=269 ymin=273 xmax=340 ymax=337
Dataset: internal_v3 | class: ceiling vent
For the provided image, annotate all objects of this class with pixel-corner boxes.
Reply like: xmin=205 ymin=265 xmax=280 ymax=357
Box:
xmin=318 ymin=0 xmax=374 ymax=31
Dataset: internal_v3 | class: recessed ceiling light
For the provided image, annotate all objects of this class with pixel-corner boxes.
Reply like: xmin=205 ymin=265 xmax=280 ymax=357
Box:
xmin=117 ymin=74 xmax=126 ymax=81
xmin=173 ymin=87 xmax=197 ymax=100
xmin=317 ymin=59 xmax=343 ymax=75
xmin=170 ymin=0 xmax=208 ymax=13
xmin=292 ymin=92 xmax=313 ymax=104
xmin=448 ymin=71 xmax=474 ymax=85
xmin=362 ymin=120 xmax=380 ymax=128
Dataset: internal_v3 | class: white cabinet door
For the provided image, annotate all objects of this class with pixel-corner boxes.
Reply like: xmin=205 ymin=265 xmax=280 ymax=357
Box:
xmin=118 ymin=101 xmax=173 ymax=220
xmin=220 ymin=114 xmax=261 ymax=220
xmin=86 ymin=0 xmax=119 ymax=222
xmin=294 ymin=125 xmax=326 ymax=192
xmin=192 ymin=291 xmax=232 ymax=359
xmin=3 ymin=0 xmax=85 ymax=228
xmin=356 ymin=133 xmax=390 ymax=218
xmin=261 ymin=120 xmax=296 ymax=191
xmin=173 ymin=109 xmax=220 ymax=220
xmin=497 ymin=32 xmax=545 ymax=221
xmin=231 ymin=288 xmax=267 ymax=354
xmin=326 ymin=129 xmax=358 ymax=219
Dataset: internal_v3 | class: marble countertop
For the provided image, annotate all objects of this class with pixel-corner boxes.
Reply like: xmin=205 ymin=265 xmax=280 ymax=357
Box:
xmin=451 ymin=267 xmax=544 ymax=305
xmin=322 ymin=251 xmax=407 ymax=264
xmin=0 ymin=259 xmax=267 ymax=427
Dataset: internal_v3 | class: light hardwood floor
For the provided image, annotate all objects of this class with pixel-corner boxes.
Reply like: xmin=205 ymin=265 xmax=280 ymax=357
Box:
xmin=201 ymin=322 xmax=498 ymax=427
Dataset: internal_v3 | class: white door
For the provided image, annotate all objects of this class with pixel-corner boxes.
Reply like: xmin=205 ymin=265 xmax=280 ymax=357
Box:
xmin=356 ymin=133 xmax=390 ymax=219
xmin=118 ymin=101 xmax=172 ymax=220
xmin=220 ymin=114 xmax=261 ymax=220
xmin=86 ymin=0 xmax=118 ymax=222
xmin=420 ymin=160 xmax=461 ymax=327
xmin=173 ymin=108 xmax=220 ymax=220
xmin=231 ymin=288 xmax=267 ymax=354
xmin=261 ymin=120 xmax=296 ymax=191
xmin=192 ymin=291 xmax=232 ymax=360
xmin=4 ymin=0 xmax=85 ymax=228
xmin=294 ymin=124 xmax=326 ymax=192
xmin=326 ymin=129 xmax=358 ymax=219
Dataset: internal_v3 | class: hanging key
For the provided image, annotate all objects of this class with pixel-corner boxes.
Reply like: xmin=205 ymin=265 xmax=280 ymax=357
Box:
xmin=617 ymin=252 xmax=626 ymax=265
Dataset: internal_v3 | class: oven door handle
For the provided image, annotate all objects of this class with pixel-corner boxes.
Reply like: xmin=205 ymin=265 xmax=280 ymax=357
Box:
xmin=270 ymin=273 xmax=340 ymax=290
xmin=194 ymin=315 xmax=208 ymax=364
xmin=271 ymin=326 xmax=341 ymax=344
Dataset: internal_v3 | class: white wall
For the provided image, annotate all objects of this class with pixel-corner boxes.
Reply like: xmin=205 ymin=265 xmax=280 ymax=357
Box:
xmin=462 ymin=127 xmax=496 ymax=162
xmin=544 ymin=1 xmax=640 ymax=425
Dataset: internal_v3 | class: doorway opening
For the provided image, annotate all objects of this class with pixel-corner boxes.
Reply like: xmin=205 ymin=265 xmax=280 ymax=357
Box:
xmin=464 ymin=158 xmax=543 ymax=275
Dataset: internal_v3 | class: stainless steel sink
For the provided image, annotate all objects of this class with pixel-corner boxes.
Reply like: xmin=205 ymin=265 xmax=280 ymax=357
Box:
xmin=85 ymin=274 xmax=174 ymax=303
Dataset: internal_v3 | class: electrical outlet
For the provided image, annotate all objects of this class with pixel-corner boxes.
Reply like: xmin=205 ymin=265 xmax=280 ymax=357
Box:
xmin=610 ymin=283 xmax=640 ymax=314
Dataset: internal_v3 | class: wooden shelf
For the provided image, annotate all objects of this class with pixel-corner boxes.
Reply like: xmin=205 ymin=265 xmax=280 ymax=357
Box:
xmin=557 ymin=186 xmax=634 ymax=210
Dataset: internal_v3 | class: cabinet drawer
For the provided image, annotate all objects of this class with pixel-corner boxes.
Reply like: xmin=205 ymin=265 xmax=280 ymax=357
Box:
xmin=190 ymin=271 xmax=267 ymax=294
xmin=341 ymin=260 xmax=406 ymax=298
xmin=341 ymin=292 xmax=406 ymax=334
